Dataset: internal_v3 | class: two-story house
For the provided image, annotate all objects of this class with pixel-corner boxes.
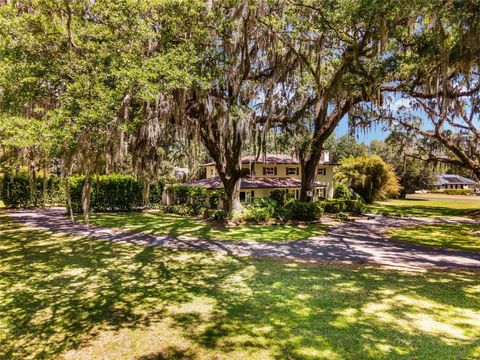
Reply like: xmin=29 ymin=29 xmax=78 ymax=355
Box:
xmin=163 ymin=152 xmax=338 ymax=205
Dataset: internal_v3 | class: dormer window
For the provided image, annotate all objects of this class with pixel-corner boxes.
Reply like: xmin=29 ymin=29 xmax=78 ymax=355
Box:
xmin=263 ymin=167 xmax=277 ymax=175
xmin=317 ymin=167 xmax=326 ymax=175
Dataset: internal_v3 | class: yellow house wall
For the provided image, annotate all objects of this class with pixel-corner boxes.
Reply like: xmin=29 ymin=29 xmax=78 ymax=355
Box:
xmin=204 ymin=163 xmax=335 ymax=198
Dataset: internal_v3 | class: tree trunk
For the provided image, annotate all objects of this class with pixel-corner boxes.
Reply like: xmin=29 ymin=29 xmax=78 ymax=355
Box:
xmin=223 ymin=178 xmax=241 ymax=214
xmin=142 ymin=180 xmax=150 ymax=207
xmin=42 ymin=160 xmax=48 ymax=206
xmin=65 ymin=180 xmax=75 ymax=224
xmin=300 ymin=144 xmax=324 ymax=202
xmin=82 ymin=174 xmax=93 ymax=228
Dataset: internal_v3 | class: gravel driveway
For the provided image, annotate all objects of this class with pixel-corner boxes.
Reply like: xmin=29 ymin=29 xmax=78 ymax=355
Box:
xmin=7 ymin=208 xmax=480 ymax=272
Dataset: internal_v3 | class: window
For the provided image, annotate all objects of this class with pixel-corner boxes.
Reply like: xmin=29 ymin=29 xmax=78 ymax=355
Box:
xmin=315 ymin=188 xmax=326 ymax=198
xmin=287 ymin=167 xmax=298 ymax=175
xmin=240 ymin=191 xmax=253 ymax=203
xmin=317 ymin=167 xmax=326 ymax=175
xmin=263 ymin=167 xmax=277 ymax=175
xmin=210 ymin=169 xmax=214 ymax=176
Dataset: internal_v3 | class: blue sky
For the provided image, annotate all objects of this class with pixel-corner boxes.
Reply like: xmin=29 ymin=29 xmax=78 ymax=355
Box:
xmin=334 ymin=117 xmax=387 ymax=144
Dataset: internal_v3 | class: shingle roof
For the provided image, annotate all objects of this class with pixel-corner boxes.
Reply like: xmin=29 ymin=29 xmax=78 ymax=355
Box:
xmin=434 ymin=174 xmax=476 ymax=186
xmin=183 ymin=177 xmax=326 ymax=189
xmin=201 ymin=154 xmax=338 ymax=166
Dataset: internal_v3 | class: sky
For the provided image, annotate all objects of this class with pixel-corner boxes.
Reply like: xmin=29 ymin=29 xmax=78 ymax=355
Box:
xmin=334 ymin=117 xmax=388 ymax=145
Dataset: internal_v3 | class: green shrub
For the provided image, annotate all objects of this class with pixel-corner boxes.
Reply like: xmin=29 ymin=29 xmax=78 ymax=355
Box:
xmin=1 ymin=173 xmax=30 ymax=208
xmin=335 ymin=212 xmax=349 ymax=221
xmin=240 ymin=198 xmax=277 ymax=223
xmin=442 ymin=189 xmax=473 ymax=195
xmin=343 ymin=199 xmax=365 ymax=214
xmin=148 ymin=182 xmax=164 ymax=206
xmin=208 ymin=190 xmax=224 ymax=209
xmin=269 ymin=189 xmax=291 ymax=206
xmin=68 ymin=174 xmax=142 ymax=213
xmin=170 ymin=185 xmax=207 ymax=209
xmin=322 ymin=199 xmax=365 ymax=214
xmin=1 ymin=172 xmax=63 ymax=208
xmin=163 ymin=204 xmax=196 ymax=216
xmin=323 ymin=199 xmax=344 ymax=213
xmin=333 ymin=183 xmax=351 ymax=199
xmin=286 ymin=200 xmax=323 ymax=221
xmin=242 ymin=206 xmax=273 ymax=222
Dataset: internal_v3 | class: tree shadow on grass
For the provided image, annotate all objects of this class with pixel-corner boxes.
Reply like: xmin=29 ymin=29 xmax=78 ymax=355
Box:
xmin=1 ymin=213 xmax=480 ymax=359
xmin=86 ymin=211 xmax=329 ymax=242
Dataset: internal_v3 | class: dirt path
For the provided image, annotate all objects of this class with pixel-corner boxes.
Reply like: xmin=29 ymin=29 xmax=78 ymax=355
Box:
xmin=6 ymin=208 xmax=480 ymax=271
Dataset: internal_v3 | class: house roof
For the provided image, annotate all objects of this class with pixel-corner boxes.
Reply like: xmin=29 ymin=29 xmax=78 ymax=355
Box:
xmin=201 ymin=154 xmax=338 ymax=166
xmin=183 ymin=176 xmax=327 ymax=190
xmin=434 ymin=173 xmax=476 ymax=186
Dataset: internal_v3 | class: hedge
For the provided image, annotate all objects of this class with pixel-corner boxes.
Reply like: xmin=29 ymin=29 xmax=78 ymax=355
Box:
xmin=441 ymin=189 xmax=474 ymax=195
xmin=1 ymin=172 xmax=63 ymax=208
xmin=322 ymin=199 xmax=365 ymax=214
xmin=68 ymin=174 xmax=162 ymax=213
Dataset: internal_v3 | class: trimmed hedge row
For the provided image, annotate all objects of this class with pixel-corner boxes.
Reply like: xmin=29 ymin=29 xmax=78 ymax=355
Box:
xmin=68 ymin=174 xmax=146 ymax=212
xmin=1 ymin=173 xmax=63 ymax=208
xmin=441 ymin=189 xmax=474 ymax=195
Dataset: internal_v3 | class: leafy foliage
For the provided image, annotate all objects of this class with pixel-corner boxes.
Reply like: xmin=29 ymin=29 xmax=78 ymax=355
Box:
xmin=333 ymin=184 xmax=351 ymax=200
xmin=68 ymin=174 xmax=143 ymax=213
xmin=337 ymin=155 xmax=400 ymax=204
xmin=286 ymin=201 xmax=324 ymax=221
xmin=1 ymin=173 xmax=63 ymax=208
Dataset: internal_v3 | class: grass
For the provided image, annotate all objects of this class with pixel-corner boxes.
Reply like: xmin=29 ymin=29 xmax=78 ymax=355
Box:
xmin=367 ymin=198 xmax=480 ymax=218
xmin=82 ymin=211 xmax=330 ymax=242
xmin=389 ymin=223 xmax=480 ymax=253
xmin=1 ymin=213 xmax=480 ymax=359
xmin=408 ymin=193 xmax=480 ymax=201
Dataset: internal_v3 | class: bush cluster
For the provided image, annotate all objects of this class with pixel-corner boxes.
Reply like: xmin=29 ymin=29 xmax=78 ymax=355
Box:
xmin=170 ymin=185 xmax=208 ymax=209
xmin=441 ymin=189 xmax=474 ymax=195
xmin=285 ymin=200 xmax=323 ymax=221
xmin=68 ymin=174 xmax=144 ymax=212
xmin=1 ymin=172 xmax=63 ymax=208
xmin=322 ymin=199 xmax=365 ymax=215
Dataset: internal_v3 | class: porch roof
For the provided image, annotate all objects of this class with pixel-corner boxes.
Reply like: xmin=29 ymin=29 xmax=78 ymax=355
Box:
xmin=183 ymin=176 xmax=327 ymax=190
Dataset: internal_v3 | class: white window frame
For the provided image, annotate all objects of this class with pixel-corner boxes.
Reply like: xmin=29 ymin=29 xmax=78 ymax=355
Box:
xmin=264 ymin=167 xmax=275 ymax=175
xmin=287 ymin=167 xmax=297 ymax=175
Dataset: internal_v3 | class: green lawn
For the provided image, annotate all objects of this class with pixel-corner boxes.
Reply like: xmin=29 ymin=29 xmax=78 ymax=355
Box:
xmin=389 ymin=223 xmax=480 ymax=253
xmin=82 ymin=211 xmax=330 ymax=242
xmin=367 ymin=199 xmax=480 ymax=218
xmin=1 ymin=213 xmax=480 ymax=359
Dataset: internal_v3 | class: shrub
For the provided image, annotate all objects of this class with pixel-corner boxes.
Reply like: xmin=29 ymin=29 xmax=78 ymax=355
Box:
xmin=335 ymin=212 xmax=349 ymax=221
xmin=148 ymin=181 xmax=164 ymax=206
xmin=163 ymin=204 xmax=196 ymax=216
xmin=322 ymin=199 xmax=365 ymax=214
xmin=336 ymin=155 xmax=400 ymax=203
xmin=442 ymin=189 xmax=473 ymax=195
xmin=323 ymin=199 xmax=344 ymax=213
xmin=1 ymin=172 xmax=63 ymax=208
xmin=269 ymin=189 xmax=290 ymax=206
xmin=286 ymin=200 xmax=323 ymax=221
xmin=170 ymin=185 xmax=207 ymax=209
xmin=333 ymin=183 xmax=351 ymax=199
xmin=1 ymin=173 xmax=30 ymax=208
xmin=242 ymin=207 xmax=273 ymax=222
xmin=68 ymin=174 xmax=142 ymax=213
xmin=240 ymin=198 xmax=277 ymax=223
xmin=343 ymin=199 xmax=365 ymax=214
xmin=210 ymin=209 xmax=231 ymax=222
xmin=208 ymin=190 xmax=224 ymax=209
